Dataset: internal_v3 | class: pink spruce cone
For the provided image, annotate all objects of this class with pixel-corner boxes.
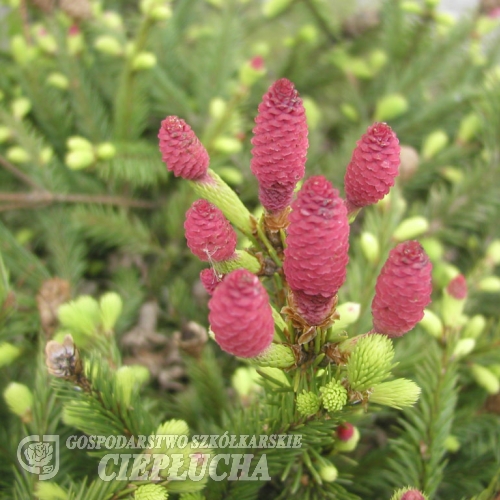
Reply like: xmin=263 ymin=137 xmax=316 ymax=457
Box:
xmin=344 ymin=122 xmax=400 ymax=212
xmin=447 ymin=274 xmax=467 ymax=299
xmin=208 ymin=269 xmax=274 ymax=357
xmin=184 ymin=199 xmax=237 ymax=262
xmin=250 ymin=78 xmax=308 ymax=213
xmin=200 ymin=268 xmax=224 ymax=295
xmin=336 ymin=423 xmax=355 ymax=441
xmin=401 ymin=490 xmax=426 ymax=500
xmin=158 ymin=116 xmax=209 ymax=180
xmin=372 ymin=241 xmax=432 ymax=338
xmin=283 ymin=176 xmax=350 ymax=325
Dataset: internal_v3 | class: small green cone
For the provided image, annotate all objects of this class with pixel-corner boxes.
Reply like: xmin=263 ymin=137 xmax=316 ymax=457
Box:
xmin=296 ymin=390 xmax=320 ymax=417
xmin=94 ymin=35 xmax=123 ymax=56
xmin=132 ymin=52 xmax=157 ymax=71
xmin=346 ymin=334 xmax=394 ymax=391
xmin=369 ymin=379 xmax=421 ymax=409
xmin=251 ymin=343 xmax=295 ymax=369
xmin=67 ymin=136 xmax=93 ymax=151
xmin=360 ymin=232 xmax=380 ymax=263
xmin=65 ymin=150 xmax=95 ymax=170
xmin=320 ymin=380 xmax=348 ymax=412
xmin=319 ymin=463 xmax=338 ymax=482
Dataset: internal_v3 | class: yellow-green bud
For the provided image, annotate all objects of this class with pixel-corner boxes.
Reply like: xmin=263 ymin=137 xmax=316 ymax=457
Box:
xmin=7 ymin=147 xmax=31 ymax=164
xmin=452 ymin=338 xmax=475 ymax=359
xmin=368 ymin=49 xmax=388 ymax=73
xmin=329 ymin=302 xmax=361 ymax=334
xmin=4 ymin=382 xmax=33 ymax=421
xmin=470 ymin=364 xmax=500 ymax=394
xmin=189 ymin=169 xmax=254 ymax=238
xmin=149 ymin=5 xmax=172 ymax=21
xmin=476 ymin=15 xmax=500 ymax=36
xmin=99 ymin=292 xmax=122 ymax=331
xmin=67 ymin=136 xmax=93 ymax=151
xmin=36 ymin=32 xmax=58 ymax=54
xmin=393 ymin=216 xmax=429 ymax=242
xmin=298 ymin=24 xmax=318 ymax=44
xmin=213 ymin=136 xmax=242 ymax=154
xmin=457 ymin=113 xmax=481 ymax=143
xmin=444 ymin=435 xmax=460 ymax=453
xmin=213 ymin=250 xmax=261 ymax=275
xmin=0 ymin=342 xmax=21 ymax=368
xmin=424 ymin=0 xmax=440 ymax=7
xmin=47 ymin=73 xmax=69 ymax=90
xmin=0 ymin=127 xmax=11 ymax=143
xmin=11 ymin=97 xmax=31 ymax=119
xmin=400 ymin=1 xmax=424 ymax=14
xmin=370 ymin=378 xmax=421 ymax=409
xmin=360 ymin=232 xmax=380 ymax=263
xmin=434 ymin=12 xmax=456 ymax=27
xmin=132 ymin=52 xmax=157 ymax=71
xmin=489 ymin=365 xmax=500 ymax=378
xmin=94 ymin=35 xmax=123 ymax=56
xmin=320 ymin=380 xmax=348 ymax=412
xmin=217 ymin=167 xmax=243 ymax=186
xmin=419 ymin=309 xmax=443 ymax=338
xmin=68 ymin=31 xmax=84 ymax=55
xmin=374 ymin=94 xmax=409 ymax=121
xmin=345 ymin=58 xmax=373 ymax=79
xmin=65 ymin=150 xmax=95 ymax=170
xmin=303 ymin=97 xmax=321 ymax=130
xmin=209 ymin=98 xmax=227 ymax=119
xmin=319 ymin=464 xmax=338 ymax=483
xmin=58 ymin=295 xmax=101 ymax=336
xmin=296 ymin=390 xmax=320 ymax=416
xmin=462 ymin=314 xmax=486 ymax=339
xmin=442 ymin=279 xmax=467 ymax=327
xmin=40 ymin=147 xmax=54 ymax=165
xmin=347 ymin=334 xmax=394 ymax=391
xmin=231 ymin=366 xmax=261 ymax=397
xmin=239 ymin=60 xmax=266 ymax=87
xmin=156 ymin=418 xmax=190 ymax=436
xmin=135 ymin=484 xmax=168 ymax=500
xmin=340 ymin=104 xmax=359 ymax=122
xmin=262 ymin=0 xmax=292 ymax=18
xmin=115 ymin=366 xmax=139 ymax=407
xmin=420 ymin=237 xmax=443 ymax=262
xmin=478 ymin=276 xmax=500 ymax=293
xmin=440 ymin=166 xmax=463 ymax=184
xmin=11 ymin=35 xmax=37 ymax=65
xmin=486 ymin=240 xmax=500 ymax=265
xmin=96 ymin=142 xmax=116 ymax=160
xmin=251 ymin=343 xmax=295 ymax=369
xmin=101 ymin=11 xmax=123 ymax=30
xmin=422 ymin=130 xmax=448 ymax=160
xmin=35 ymin=482 xmax=68 ymax=500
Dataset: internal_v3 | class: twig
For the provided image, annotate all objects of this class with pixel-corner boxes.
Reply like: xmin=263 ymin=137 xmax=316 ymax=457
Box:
xmin=0 ymin=155 xmax=42 ymax=190
xmin=0 ymin=191 xmax=159 ymax=210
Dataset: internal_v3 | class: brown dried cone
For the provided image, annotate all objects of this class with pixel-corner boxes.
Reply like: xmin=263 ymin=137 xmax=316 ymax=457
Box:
xmin=173 ymin=321 xmax=208 ymax=359
xmin=30 ymin=0 xmax=56 ymax=12
xmin=37 ymin=277 xmax=71 ymax=337
xmin=121 ymin=301 xmax=187 ymax=391
xmin=59 ymin=0 xmax=92 ymax=20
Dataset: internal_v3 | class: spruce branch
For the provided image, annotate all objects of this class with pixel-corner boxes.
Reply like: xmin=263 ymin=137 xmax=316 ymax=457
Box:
xmin=0 ymin=154 xmax=42 ymax=190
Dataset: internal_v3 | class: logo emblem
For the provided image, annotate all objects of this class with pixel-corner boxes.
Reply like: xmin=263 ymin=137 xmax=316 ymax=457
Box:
xmin=17 ymin=435 xmax=59 ymax=480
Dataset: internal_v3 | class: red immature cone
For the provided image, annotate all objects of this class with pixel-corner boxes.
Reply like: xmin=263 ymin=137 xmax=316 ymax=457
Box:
xmin=250 ymin=78 xmax=308 ymax=213
xmin=284 ymin=176 xmax=350 ymax=324
xmin=336 ymin=422 xmax=354 ymax=441
xmin=372 ymin=241 xmax=432 ymax=337
xmin=184 ymin=200 xmax=237 ymax=262
xmin=447 ymin=274 xmax=467 ymax=299
xmin=200 ymin=268 xmax=224 ymax=295
xmin=401 ymin=490 xmax=426 ymax=500
xmin=208 ymin=269 xmax=274 ymax=357
xmin=344 ymin=122 xmax=400 ymax=213
xmin=158 ymin=116 xmax=209 ymax=180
